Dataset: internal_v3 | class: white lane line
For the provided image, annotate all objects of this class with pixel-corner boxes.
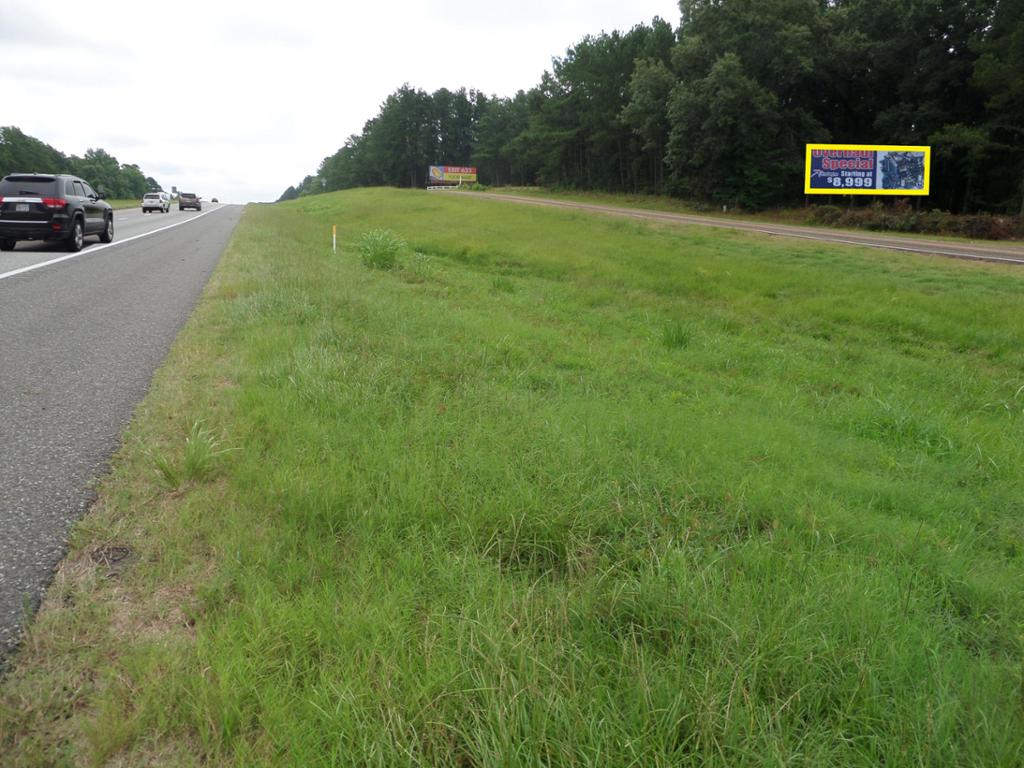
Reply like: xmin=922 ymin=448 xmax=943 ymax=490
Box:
xmin=0 ymin=207 xmax=226 ymax=282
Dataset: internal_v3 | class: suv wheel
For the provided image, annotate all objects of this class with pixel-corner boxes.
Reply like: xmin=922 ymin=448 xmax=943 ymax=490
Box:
xmin=99 ymin=215 xmax=114 ymax=243
xmin=0 ymin=238 xmax=15 ymax=251
xmin=66 ymin=218 xmax=84 ymax=252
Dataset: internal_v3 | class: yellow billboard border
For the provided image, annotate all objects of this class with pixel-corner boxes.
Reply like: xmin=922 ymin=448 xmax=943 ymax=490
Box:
xmin=428 ymin=166 xmax=478 ymax=185
xmin=804 ymin=144 xmax=930 ymax=196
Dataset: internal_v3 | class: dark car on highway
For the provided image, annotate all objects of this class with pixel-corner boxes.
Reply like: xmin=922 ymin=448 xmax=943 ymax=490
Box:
xmin=0 ymin=173 xmax=114 ymax=252
xmin=178 ymin=192 xmax=201 ymax=211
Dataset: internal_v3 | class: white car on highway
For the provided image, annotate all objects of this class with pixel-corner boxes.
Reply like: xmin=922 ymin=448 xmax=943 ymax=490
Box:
xmin=141 ymin=191 xmax=170 ymax=213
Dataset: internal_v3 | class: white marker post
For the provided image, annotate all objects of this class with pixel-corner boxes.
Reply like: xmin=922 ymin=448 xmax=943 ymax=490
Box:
xmin=332 ymin=224 xmax=337 ymax=254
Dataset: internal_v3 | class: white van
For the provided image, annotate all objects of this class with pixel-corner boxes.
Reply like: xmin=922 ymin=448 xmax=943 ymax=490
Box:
xmin=141 ymin=191 xmax=171 ymax=213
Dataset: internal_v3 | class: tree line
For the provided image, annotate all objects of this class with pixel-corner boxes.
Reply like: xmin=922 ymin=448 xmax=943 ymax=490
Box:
xmin=282 ymin=0 xmax=1023 ymax=215
xmin=0 ymin=126 xmax=162 ymax=199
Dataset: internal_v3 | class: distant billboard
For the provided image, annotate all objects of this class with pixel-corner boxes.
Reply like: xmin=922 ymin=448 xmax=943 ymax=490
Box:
xmin=428 ymin=165 xmax=477 ymax=185
xmin=805 ymin=144 xmax=930 ymax=195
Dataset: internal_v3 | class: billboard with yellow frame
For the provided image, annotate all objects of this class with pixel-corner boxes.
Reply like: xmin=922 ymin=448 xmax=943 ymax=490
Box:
xmin=428 ymin=165 xmax=478 ymax=185
xmin=805 ymin=144 xmax=930 ymax=195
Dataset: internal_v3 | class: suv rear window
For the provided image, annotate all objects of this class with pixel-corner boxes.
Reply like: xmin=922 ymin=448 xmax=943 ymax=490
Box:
xmin=144 ymin=193 xmax=160 ymax=199
xmin=0 ymin=177 xmax=58 ymax=196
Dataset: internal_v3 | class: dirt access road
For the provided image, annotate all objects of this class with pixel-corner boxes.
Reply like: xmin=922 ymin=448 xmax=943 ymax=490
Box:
xmin=469 ymin=192 xmax=1024 ymax=266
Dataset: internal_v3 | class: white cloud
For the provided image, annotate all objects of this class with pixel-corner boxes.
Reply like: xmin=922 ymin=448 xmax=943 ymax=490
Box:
xmin=3 ymin=0 xmax=680 ymax=202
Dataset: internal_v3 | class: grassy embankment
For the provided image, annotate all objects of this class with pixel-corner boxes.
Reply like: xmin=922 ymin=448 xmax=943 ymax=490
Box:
xmin=478 ymin=187 xmax=1024 ymax=244
xmin=2 ymin=187 xmax=1023 ymax=765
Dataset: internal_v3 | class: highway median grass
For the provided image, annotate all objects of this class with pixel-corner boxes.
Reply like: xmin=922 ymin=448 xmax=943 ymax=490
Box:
xmin=2 ymin=187 xmax=1023 ymax=765
xmin=108 ymin=199 xmax=143 ymax=210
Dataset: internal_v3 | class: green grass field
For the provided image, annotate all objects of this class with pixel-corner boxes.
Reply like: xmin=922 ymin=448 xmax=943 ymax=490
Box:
xmin=476 ymin=187 xmax=1024 ymax=245
xmin=108 ymin=199 xmax=143 ymax=210
xmin=2 ymin=188 xmax=1023 ymax=766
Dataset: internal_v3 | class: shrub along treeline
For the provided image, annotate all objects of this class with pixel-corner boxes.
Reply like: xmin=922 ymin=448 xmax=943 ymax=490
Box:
xmin=0 ymin=126 xmax=162 ymax=200
xmin=282 ymin=0 xmax=1023 ymax=219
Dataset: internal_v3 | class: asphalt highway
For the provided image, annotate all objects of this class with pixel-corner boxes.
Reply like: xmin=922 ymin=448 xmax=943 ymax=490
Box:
xmin=0 ymin=203 xmax=243 ymax=663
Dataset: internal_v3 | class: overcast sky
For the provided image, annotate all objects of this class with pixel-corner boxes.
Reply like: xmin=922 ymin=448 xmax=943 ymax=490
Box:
xmin=1 ymin=1 xmax=681 ymax=203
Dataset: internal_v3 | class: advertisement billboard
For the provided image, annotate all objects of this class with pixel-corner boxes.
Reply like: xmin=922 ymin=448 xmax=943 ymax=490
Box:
xmin=805 ymin=144 xmax=930 ymax=195
xmin=428 ymin=165 xmax=478 ymax=185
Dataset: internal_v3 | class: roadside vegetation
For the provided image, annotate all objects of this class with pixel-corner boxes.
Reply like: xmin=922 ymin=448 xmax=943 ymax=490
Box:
xmin=286 ymin=1 xmax=1023 ymax=218
xmin=109 ymin=199 xmax=143 ymax=210
xmin=0 ymin=126 xmax=164 ymax=201
xmin=2 ymin=188 xmax=1023 ymax=765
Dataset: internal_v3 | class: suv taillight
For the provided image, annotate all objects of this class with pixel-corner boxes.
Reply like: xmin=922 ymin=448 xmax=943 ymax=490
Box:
xmin=42 ymin=197 xmax=67 ymax=209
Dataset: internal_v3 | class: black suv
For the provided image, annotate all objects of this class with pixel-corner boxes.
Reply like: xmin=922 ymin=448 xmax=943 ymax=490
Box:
xmin=0 ymin=173 xmax=114 ymax=252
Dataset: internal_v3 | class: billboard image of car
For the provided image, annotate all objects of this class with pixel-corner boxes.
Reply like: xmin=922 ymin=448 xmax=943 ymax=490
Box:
xmin=804 ymin=144 xmax=930 ymax=195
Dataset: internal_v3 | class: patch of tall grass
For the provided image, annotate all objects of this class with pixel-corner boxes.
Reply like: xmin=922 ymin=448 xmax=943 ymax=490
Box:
xmin=150 ymin=420 xmax=231 ymax=489
xmin=357 ymin=228 xmax=405 ymax=270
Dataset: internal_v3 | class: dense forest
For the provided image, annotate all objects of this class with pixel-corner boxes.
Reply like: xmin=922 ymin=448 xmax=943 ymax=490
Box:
xmin=0 ymin=126 xmax=161 ymax=199
xmin=283 ymin=0 xmax=1023 ymax=215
